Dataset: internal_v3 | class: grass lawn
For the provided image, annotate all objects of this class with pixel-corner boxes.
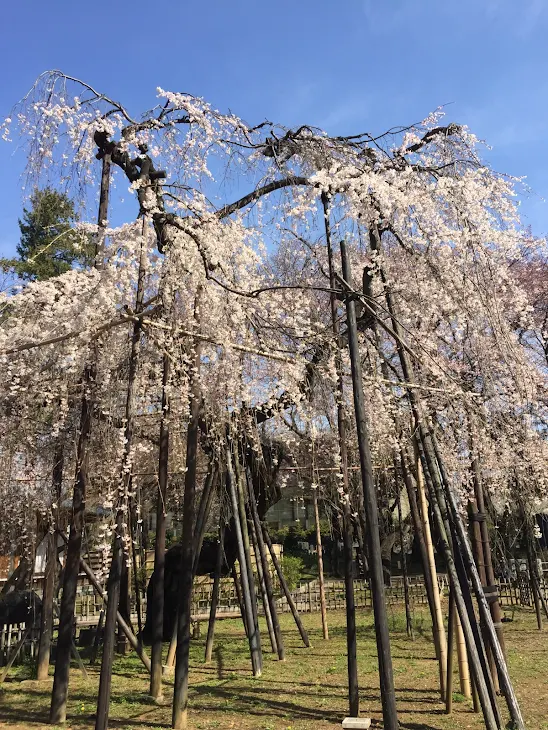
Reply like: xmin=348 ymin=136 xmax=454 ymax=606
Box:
xmin=0 ymin=606 xmax=546 ymax=729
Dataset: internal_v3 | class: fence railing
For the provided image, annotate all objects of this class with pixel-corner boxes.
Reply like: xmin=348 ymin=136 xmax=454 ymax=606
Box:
xmin=3 ymin=573 xmax=548 ymax=664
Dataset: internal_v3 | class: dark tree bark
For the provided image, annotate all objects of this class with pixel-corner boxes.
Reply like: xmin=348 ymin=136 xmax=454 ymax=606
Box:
xmin=395 ymin=472 xmax=413 ymax=639
xmin=96 ymin=217 xmax=147 ymax=730
xmin=50 ymin=151 xmax=111 ymax=726
xmin=150 ymin=354 xmax=171 ymax=700
xmin=172 ymin=327 xmax=202 ymax=729
xmin=37 ymin=444 xmax=63 ymax=681
xmin=50 ymin=368 xmax=94 ymax=724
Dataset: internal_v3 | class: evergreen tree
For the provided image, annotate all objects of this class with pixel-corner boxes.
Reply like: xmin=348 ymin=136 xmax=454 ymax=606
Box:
xmin=1 ymin=188 xmax=92 ymax=281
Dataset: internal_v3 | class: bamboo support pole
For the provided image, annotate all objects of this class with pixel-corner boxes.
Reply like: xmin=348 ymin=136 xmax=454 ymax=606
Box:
xmin=262 ymin=525 xmax=310 ymax=647
xmin=226 ymin=448 xmax=262 ymax=677
xmin=414 ymin=444 xmax=447 ymax=700
xmin=455 ymin=606 xmax=471 ymax=697
xmin=247 ymin=468 xmax=285 ymax=660
xmin=314 ymin=493 xmax=329 ymax=640
xmin=445 ymin=589 xmax=455 ymax=714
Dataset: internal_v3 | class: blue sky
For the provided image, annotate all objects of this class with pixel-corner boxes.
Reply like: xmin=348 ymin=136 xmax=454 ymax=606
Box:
xmin=1 ymin=0 xmax=548 ymax=255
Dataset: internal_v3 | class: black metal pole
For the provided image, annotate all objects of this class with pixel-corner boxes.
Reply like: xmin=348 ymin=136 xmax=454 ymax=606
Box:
xmin=342 ymin=503 xmax=359 ymax=717
xmin=340 ymin=239 xmax=398 ymax=730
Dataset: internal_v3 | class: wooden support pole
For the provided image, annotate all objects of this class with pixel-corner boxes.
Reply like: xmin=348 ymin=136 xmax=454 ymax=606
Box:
xmin=524 ymin=514 xmax=542 ymax=630
xmin=226 ymin=448 xmax=262 ymax=676
xmin=95 ymin=536 xmax=127 ymax=730
xmin=342 ymin=502 xmax=359 ymax=717
xmin=324 ymin=196 xmax=359 ymax=715
xmin=77 ymin=555 xmax=151 ymax=672
xmin=247 ymin=467 xmax=284 ymax=660
xmin=455 ymin=606 xmax=471 ymax=697
xmin=37 ymin=444 xmax=63 ymax=681
xmin=419 ymin=453 xmax=499 ymax=730
xmin=96 ymin=218 xmax=148 ymax=730
xmin=445 ymin=589 xmax=455 ymax=714
xmin=340 ymin=240 xmax=398 ymax=730
xmin=192 ymin=465 xmax=218 ymax=576
xmin=249 ymin=513 xmax=277 ymax=655
xmin=470 ymin=442 xmax=506 ymax=659
xmin=400 ymin=450 xmax=438 ymax=653
xmin=262 ymin=525 xmax=310 ymax=647
xmin=414 ymin=445 xmax=447 ymax=700
xmin=233 ymin=455 xmax=262 ymax=672
xmin=313 ymin=493 xmax=329 ymax=641
xmin=430 ymin=432 xmax=525 ymax=730
xmin=205 ymin=527 xmax=224 ymax=663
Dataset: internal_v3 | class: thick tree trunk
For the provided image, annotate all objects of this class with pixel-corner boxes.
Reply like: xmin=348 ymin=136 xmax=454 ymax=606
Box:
xmin=172 ymin=330 xmax=202 ymax=730
xmin=50 ymin=371 xmax=93 ymax=724
xmin=36 ymin=531 xmax=56 ymax=680
xmin=50 ymin=151 xmax=111 ymax=726
xmin=150 ymin=354 xmax=171 ymax=700
xmin=37 ymin=445 xmax=64 ymax=681
xmin=395 ymin=477 xmax=413 ymax=639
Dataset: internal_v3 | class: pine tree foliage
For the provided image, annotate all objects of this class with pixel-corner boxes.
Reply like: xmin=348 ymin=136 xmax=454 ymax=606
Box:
xmin=1 ymin=187 xmax=92 ymax=281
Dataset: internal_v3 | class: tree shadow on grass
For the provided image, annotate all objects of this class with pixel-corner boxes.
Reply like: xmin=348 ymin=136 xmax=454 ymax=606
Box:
xmin=0 ymin=706 xmax=169 ymax=729
xmin=191 ymin=683 xmax=344 ymax=723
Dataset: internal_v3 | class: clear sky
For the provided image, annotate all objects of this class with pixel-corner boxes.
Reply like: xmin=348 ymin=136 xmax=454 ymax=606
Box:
xmin=1 ymin=0 xmax=548 ymax=255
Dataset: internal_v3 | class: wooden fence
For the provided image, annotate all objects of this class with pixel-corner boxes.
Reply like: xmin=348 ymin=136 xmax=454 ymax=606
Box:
xmin=3 ymin=572 xmax=548 ymax=664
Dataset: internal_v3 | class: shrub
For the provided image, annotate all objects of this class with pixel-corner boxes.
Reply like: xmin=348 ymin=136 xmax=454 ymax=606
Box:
xmin=280 ymin=555 xmax=304 ymax=590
